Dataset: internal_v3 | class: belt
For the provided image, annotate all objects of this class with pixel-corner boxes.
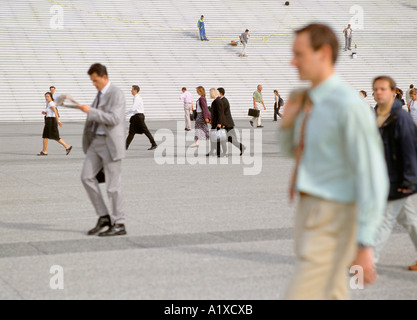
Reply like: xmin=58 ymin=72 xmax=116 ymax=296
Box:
xmin=96 ymin=134 xmax=107 ymax=137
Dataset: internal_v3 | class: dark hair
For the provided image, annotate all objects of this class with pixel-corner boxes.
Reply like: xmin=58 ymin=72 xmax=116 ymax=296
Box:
xmin=201 ymin=15 xmax=204 ymax=18
xmin=45 ymin=92 xmax=54 ymax=101
xmin=396 ymin=87 xmax=404 ymax=95
xmin=49 ymin=86 xmax=55 ymax=90
xmin=88 ymin=63 xmax=108 ymax=77
xmin=217 ymin=87 xmax=225 ymax=95
xmin=373 ymin=76 xmax=396 ymax=91
xmin=360 ymin=90 xmax=367 ymax=97
xmin=245 ymin=29 xmax=249 ymax=32
xmin=274 ymin=90 xmax=278 ymax=94
xmin=295 ymin=23 xmax=339 ymax=64
xmin=132 ymin=85 xmax=140 ymax=93
xmin=182 ymin=87 xmax=187 ymax=91
xmin=410 ymin=84 xmax=414 ymax=89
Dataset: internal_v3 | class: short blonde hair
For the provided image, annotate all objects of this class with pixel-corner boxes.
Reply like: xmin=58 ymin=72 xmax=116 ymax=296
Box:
xmin=209 ymin=88 xmax=220 ymax=99
xmin=410 ymin=89 xmax=416 ymax=96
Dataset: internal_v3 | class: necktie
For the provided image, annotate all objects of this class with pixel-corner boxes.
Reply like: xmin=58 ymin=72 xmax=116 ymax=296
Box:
xmin=91 ymin=91 xmax=101 ymax=137
xmin=289 ymin=92 xmax=313 ymax=201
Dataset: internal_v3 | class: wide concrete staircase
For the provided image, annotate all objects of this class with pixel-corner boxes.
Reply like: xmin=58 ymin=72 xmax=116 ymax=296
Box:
xmin=0 ymin=0 xmax=416 ymax=122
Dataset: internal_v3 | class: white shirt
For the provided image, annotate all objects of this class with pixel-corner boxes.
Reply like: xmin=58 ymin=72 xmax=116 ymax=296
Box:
xmin=46 ymin=101 xmax=56 ymax=117
xmin=406 ymin=88 xmax=412 ymax=104
xmin=196 ymin=99 xmax=202 ymax=112
xmin=95 ymin=81 xmax=111 ymax=135
xmin=345 ymin=28 xmax=352 ymax=37
xmin=409 ymin=100 xmax=417 ymax=124
xmin=180 ymin=91 xmax=193 ymax=104
xmin=126 ymin=94 xmax=144 ymax=116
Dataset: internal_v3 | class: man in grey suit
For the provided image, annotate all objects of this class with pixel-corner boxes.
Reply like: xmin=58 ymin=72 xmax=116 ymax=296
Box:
xmin=77 ymin=63 xmax=127 ymax=237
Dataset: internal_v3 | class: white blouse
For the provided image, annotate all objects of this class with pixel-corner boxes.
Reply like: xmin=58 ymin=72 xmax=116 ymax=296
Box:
xmin=196 ymin=99 xmax=202 ymax=112
xmin=46 ymin=101 xmax=56 ymax=118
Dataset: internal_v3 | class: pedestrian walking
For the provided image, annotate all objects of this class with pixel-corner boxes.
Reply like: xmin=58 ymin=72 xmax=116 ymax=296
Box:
xmin=206 ymin=88 xmax=227 ymax=157
xmin=250 ymin=85 xmax=266 ymax=128
xmin=273 ymin=90 xmax=284 ymax=121
xmin=77 ymin=63 xmax=127 ymax=237
xmin=180 ymin=87 xmax=193 ymax=131
xmin=239 ymin=29 xmax=250 ymax=57
xmin=37 ymin=92 xmax=72 ymax=156
xmin=218 ymin=87 xmax=246 ymax=156
xmin=372 ymin=75 xmax=417 ymax=271
xmin=190 ymin=86 xmax=211 ymax=148
xmin=281 ymin=23 xmax=388 ymax=300
xmin=125 ymin=85 xmax=157 ymax=150
xmin=406 ymin=84 xmax=414 ymax=105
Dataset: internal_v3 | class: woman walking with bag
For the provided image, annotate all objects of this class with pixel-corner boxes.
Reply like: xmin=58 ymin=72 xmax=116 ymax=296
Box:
xmin=37 ymin=92 xmax=72 ymax=156
xmin=190 ymin=86 xmax=211 ymax=148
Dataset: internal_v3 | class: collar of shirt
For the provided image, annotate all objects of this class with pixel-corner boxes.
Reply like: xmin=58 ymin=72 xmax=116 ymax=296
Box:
xmin=100 ymin=81 xmax=112 ymax=96
xmin=308 ymin=74 xmax=339 ymax=106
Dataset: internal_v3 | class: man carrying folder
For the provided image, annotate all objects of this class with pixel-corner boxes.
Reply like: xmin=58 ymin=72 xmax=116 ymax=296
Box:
xmin=77 ymin=63 xmax=127 ymax=237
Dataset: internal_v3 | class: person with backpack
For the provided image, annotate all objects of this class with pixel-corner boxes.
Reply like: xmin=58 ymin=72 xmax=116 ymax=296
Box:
xmin=273 ymin=89 xmax=284 ymax=121
xmin=372 ymin=75 xmax=417 ymax=271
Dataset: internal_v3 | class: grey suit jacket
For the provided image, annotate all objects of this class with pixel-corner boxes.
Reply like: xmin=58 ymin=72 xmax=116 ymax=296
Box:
xmin=82 ymin=83 xmax=126 ymax=161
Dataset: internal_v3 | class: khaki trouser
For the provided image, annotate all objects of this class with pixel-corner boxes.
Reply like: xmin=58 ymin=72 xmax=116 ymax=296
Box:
xmin=285 ymin=195 xmax=357 ymax=300
xmin=184 ymin=103 xmax=192 ymax=130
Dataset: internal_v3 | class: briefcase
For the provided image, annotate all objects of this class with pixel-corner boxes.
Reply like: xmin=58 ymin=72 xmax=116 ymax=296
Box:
xmin=248 ymin=108 xmax=260 ymax=117
xmin=96 ymin=168 xmax=105 ymax=184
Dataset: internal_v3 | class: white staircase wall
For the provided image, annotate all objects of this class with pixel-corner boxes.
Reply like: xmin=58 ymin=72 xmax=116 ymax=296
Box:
xmin=0 ymin=0 xmax=416 ymax=122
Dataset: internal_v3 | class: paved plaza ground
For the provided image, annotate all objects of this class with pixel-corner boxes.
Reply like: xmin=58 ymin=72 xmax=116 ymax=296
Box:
xmin=0 ymin=120 xmax=416 ymax=300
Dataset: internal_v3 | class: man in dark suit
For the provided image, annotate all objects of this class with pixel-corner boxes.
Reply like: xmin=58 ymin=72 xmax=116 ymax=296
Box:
xmin=218 ymin=87 xmax=246 ymax=156
xmin=77 ymin=63 xmax=127 ymax=237
xmin=207 ymin=88 xmax=227 ymax=157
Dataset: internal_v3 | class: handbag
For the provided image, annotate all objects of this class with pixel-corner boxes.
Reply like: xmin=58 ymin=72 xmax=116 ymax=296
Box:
xmin=210 ymin=128 xmax=227 ymax=142
xmin=192 ymin=110 xmax=198 ymax=120
xmin=248 ymin=108 xmax=260 ymax=117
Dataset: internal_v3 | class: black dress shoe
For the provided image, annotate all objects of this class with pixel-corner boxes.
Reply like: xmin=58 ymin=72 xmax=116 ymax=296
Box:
xmin=98 ymin=224 xmax=127 ymax=237
xmin=148 ymin=145 xmax=157 ymax=150
xmin=87 ymin=215 xmax=111 ymax=236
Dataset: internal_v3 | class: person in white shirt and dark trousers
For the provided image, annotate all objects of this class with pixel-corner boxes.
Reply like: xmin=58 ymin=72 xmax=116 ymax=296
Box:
xmin=125 ymin=85 xmax=157 ymax=150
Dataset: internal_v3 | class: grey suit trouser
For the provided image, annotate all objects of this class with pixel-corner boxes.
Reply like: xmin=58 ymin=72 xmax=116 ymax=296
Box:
xmin=81 ymin=136 xmax=125 ymax=225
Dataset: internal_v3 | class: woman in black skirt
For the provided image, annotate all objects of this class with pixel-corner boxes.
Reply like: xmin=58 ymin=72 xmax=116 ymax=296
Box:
xmin=37 ymin=92 xmax=72 ymax=156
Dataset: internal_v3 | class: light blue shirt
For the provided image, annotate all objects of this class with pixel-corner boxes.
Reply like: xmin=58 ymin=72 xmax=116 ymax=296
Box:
xmin=94 ymin=81 xmax=111 ymax=135
xmin=280 ymin=74 xmax=389 ymax=246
